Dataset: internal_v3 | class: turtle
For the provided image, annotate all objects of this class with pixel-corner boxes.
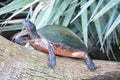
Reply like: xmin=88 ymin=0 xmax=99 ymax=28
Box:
xmin=12 ymin=19 xmax=96 ymax=70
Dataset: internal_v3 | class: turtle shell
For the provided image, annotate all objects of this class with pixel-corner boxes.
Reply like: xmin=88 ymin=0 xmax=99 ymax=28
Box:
xmin=37 ymin=25 xmax=87 ymax=51
xmin=38 ymin=25 xmax=109 ymax=60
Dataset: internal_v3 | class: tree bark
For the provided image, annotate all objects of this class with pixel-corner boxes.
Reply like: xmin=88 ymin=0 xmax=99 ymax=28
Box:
xmin=0 ymin=35 xmax=120 ymax=80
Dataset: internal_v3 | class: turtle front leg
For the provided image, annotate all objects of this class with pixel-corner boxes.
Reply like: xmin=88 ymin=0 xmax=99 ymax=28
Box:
xmin=47 ymin=43 xmax=56 ymax=68
xmin=40 ymin=38 xmax=56 ymax=68
xmin=28 ymin=38 xmax=56 ymax=69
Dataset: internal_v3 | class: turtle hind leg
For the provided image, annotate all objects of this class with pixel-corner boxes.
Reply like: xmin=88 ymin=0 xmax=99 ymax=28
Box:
xmin=83 ymin=54 xmax=97 ymax=70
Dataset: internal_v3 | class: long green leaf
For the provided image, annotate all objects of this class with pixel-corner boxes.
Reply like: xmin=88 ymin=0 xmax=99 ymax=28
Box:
xmin=104 ymin=14 xmax=120 ymax=39
xmin=89 ymin=0 xmax=103 ymax=22
xmin=81 ymin=0 xmax=88 ymax=47
xmin=47 ymin=0 xmax=63 ymax=24
xmin=62 ymin=1 xmax=77 ymax=26
xmin=71 ymin=0 xmax=95 ymax=23
xmin=73 ymin=19 xmax=82 ymax=34
xmin=36 ymin=0 xmax=57 ymax=29
xmin=90 ymin=1 xmax=103 ymax=49
xmin=8 ymin=0 xmax=41 ymax=20
xmin=44 ymin=0 xmax=56 ymax=24
xmin=91 ymin=0 xmax=120 ymax=21
xmin=0 ymin=24 xmax=23 ymax=32
xmin=94 ymin=20 xmax=103 ymax=48
xmin=51 ymin=0 xmax=70 ymax=24
xmin=104 ymin=7 xmax=117 ymax=34
xmin=63 ymin=0 xmax=82 ymax=15
xmin=31 ymin=2 xmax=47 ymax=22
xmin=0 ymin=0 xmax=33 ymax=15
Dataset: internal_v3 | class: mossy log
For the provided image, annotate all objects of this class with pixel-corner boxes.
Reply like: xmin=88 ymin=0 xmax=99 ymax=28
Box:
xmin=0 ymin=35 xmax=120 ymax=80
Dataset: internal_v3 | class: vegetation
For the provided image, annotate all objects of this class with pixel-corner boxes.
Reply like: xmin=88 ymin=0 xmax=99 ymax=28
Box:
xmin=0 ymin=0 xmax=120 ymax=60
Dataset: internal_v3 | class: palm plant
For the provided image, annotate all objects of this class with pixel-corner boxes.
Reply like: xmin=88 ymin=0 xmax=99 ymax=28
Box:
xmin=0 ymin=0 xmax=120 ymax=60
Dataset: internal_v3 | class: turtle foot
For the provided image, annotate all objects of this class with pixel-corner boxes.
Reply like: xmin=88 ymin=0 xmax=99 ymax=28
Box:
xmin=48 ymin=56 xmax=56 ymax=69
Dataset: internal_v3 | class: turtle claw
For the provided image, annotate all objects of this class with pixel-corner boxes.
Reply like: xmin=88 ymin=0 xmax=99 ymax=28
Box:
xmin=83 ymin=54 xmax=97 ymax=70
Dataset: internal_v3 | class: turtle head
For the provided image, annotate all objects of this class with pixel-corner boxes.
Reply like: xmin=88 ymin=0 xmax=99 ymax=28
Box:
xmin=22 ymin=19 xmax=37 ymax=33
xmin=22 ymin=19 xmax=40 ymax=38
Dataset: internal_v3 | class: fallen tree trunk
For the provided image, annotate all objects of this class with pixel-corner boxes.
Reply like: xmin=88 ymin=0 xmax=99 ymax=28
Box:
xmin=0 ymin=35 xmax=120 ymax=80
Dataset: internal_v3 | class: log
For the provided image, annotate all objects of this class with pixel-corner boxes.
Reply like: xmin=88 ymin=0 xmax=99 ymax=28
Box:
xmin=0 ymin=35 xmax=120 ymax=80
